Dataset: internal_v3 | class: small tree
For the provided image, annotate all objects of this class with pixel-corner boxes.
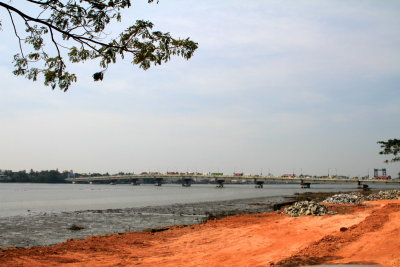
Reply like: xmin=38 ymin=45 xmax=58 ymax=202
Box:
xmin=377 ymin=139 xmax=400 ymax=163
xmin=0 ymin=1 xmax=198 ymax=91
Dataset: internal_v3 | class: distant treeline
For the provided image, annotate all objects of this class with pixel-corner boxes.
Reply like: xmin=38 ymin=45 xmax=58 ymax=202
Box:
xmin=0 ymin=169 xmax=70 ymax=183
xmin=0 ymin=170 xmax=116 ymax=183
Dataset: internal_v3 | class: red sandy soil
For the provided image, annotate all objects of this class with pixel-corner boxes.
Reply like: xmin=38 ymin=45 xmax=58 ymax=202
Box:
xmin=1 ymin=199 xmax=400 ymax=267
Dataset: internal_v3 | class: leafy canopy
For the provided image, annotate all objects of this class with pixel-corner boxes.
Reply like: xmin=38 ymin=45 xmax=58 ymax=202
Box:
xmin=377 ymin=139 xmax=400 ymax=163
xmin=0 ymin=0 xmax=198 ymax=91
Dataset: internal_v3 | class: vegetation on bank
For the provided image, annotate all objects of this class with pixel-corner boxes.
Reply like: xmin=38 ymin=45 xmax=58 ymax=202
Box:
xmin=0 ymin=169 xmax=69 ymax=183
xmin=0 ymin=169 xmax=113 ymax=183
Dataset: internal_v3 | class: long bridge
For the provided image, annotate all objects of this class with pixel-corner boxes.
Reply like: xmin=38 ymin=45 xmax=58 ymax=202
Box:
xmin=65 ymin=174 xmax=400 ymax=190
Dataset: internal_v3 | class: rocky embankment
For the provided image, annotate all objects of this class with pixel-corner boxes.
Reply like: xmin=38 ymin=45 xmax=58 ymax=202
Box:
xmin=365 ymin=190 xmax=400 ymax=201
xmin=283 ymin=190 xmax=400 ymax=217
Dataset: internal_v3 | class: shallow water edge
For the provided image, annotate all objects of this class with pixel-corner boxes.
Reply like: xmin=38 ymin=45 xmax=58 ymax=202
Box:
xmin=0 ymin=195 xmax=289 ymax=248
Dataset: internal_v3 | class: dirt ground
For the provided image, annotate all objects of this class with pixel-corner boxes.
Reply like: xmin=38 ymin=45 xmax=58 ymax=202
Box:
xmin=1 ymin=199 xmax=400 ymax=267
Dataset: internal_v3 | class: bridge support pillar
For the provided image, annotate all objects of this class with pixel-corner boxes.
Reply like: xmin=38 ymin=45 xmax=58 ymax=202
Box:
xmin=216 ymin=179 xmax=224 ymax=188
xmin=155 ymin=178 xmax=163 ymax=186
xmin=131 ymin=178 xmax=140 ymax=186
xmin=182 ymin=178 xmax=192 ymax=187
xmin=110 ymin=179 xmax=117 ymax=185
xmin=254 ymin=180 xmax=264 ymax=188
xmin=357 ymin=181 xmax=369 ymax=190
xmin=300 ymin=180 xmax=311 ymax=188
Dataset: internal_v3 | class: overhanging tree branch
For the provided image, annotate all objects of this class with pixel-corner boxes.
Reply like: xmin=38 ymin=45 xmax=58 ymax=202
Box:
xmin=7 ymin=9 xmax=25 ymax=58
xmin=0 ymin=1 xmax=197 ymax=91
xmin=1 ymin=2 xmax=137 ymax=51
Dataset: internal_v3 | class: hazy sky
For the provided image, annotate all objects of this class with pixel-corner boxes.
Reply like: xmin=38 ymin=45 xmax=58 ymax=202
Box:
xmin=0 ymin=1 xmax=399 ymax=177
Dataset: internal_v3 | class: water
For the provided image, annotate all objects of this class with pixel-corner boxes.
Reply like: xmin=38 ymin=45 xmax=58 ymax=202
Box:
xmin=0 ymin=182 xmax=398 ymax=248
xmin=1 ymin=182 xmax=399 ymax=217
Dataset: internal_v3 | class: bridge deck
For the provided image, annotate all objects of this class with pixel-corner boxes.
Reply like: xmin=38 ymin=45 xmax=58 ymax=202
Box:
xmin=66 ymin=174 xmax=400 ymax=185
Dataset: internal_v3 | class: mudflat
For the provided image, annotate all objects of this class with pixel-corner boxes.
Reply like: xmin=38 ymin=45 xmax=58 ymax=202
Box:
xmin=0 ymin=195 xmax=286 ymax=248
xmin=1 ymin=198 xmax=400 ymax=266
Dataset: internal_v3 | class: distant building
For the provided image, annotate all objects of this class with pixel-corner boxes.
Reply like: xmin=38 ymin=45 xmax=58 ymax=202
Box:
xmin=0 ymin=169 xmax=7 ymax=179
xmin=374 ymin=168 xmax=391 ymax=180
xmin=0 ymin=173 xmax=10 ymax=181
xmin=67 ymin=170 xmax=76 ymax=179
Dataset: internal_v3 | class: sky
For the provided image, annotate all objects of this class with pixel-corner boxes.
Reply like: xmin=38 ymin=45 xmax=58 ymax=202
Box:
xmin=0 ymin=0 xmax=399 ymax=177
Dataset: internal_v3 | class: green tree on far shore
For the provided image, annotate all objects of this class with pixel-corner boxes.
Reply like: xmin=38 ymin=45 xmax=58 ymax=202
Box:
xmin=1 ymin=169 xmax=69 ymax=183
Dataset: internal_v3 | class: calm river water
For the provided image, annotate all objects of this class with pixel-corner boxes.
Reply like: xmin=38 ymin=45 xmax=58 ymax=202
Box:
xmin=1 ymin=182 xmax=399 ymax=217
xmin=0 ymin=182 xmax=398 ymax=248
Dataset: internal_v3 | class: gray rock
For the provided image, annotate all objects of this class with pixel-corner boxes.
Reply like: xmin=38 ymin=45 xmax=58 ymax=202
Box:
xmin=283 ymin=201 xmax=328 ymax=217
xmin=323 ymin=192 xmax=364 ymax=204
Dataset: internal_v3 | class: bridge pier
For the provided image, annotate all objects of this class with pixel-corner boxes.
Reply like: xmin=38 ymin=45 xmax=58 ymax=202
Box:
xmin=182 ymin=178 xmax=192 ymax=187
xmin=300 ymin=180 xmax=311 ymax=188
xmin=110 ymin=179 xmax=117 ymax=185
xmin=155 ymin=178 xmax=163 ymax=186
xmin=254 ymin=180 xmax=264 ymax=188
xmin=357 ymin=181 xmax=369 ymax=190
xmin=131 ymin=178 xmax=140 ymax=186
xmin=216 ymin=179 xmax=224 ymax=188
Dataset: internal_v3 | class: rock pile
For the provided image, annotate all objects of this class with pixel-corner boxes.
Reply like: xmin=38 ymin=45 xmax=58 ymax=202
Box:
xmin=283 ymin=201 xmax=328 ymax=217
xmin=365 ymin=190 xmax=400 ymax=201
xmin=323 ymin=192 xmax=364 ymax=204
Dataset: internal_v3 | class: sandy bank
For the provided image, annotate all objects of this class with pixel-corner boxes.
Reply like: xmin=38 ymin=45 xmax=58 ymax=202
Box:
xmin=1 ymin=199 xmax=400 ymax=267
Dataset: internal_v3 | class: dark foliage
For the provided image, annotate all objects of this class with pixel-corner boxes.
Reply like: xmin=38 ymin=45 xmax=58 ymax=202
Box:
xmin=0 ymin=169 xmax=69 ymax=183
xmin=377 ymin=138 xmax=400 ymax=163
